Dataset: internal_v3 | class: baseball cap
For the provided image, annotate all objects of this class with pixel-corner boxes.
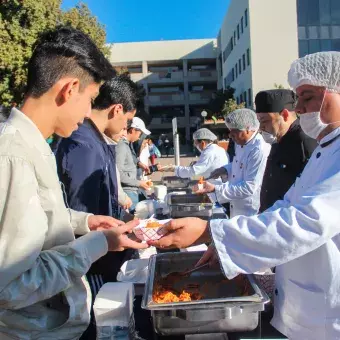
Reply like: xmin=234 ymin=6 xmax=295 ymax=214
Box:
xmin=130 ymin=117 xmax=151 ymax=135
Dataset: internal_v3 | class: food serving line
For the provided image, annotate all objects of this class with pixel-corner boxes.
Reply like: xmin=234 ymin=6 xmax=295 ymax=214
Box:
xmin=95 ymin=176 xmax=284 ymax=340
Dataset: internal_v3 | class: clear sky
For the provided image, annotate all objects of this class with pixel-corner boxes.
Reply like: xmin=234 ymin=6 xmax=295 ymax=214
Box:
xmin=61 ymin=0 xmax=231 ymax=43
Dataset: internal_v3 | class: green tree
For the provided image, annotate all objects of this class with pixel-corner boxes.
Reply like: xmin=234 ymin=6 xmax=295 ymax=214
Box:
xmin=222 ymin=98 xmax=245 ymax=117
xmin=0 ymin=1 xmax=109 ymax=107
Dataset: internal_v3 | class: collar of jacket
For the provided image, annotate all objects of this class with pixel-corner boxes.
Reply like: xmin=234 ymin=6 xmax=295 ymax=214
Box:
xmin=80 ymin=118 xmax=107 ymax=143
xmin=7 ymin=107 xmax=53 ymax=156
xmin=320 ymin=127 xmax=340 ymax=148
xmin=241 ymin=131 xmax=259 ymax=148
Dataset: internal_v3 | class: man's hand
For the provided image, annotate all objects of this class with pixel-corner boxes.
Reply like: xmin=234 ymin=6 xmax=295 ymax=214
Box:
xmin=158 ymin=165 xmax=175 ymax=172
xmin=189 ymin=161 xmax=197 ymax=166
xmin=192 ymin=181 xmax=215 ymax=194
xmin=210 ymin=167 xmax=228 ymax=179
xmin=148 ymin=218 xmax=210 ymax=249
xmin=195 ymin=244 xmax=220 ymax=268
xmin=102 ymin=220 xmax=149 ymax=251
xmin=122 ymin=196 xmax=133 ymax=210
xmin=139 ymin=180 xmax=152 ymax=190
xmin=88 ymin=215 xmax=125 ymax=231
xmin=138 ymin=162 xmax=149 ymax=172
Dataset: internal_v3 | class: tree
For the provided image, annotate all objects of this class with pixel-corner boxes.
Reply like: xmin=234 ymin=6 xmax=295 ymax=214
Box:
xmin=0 ymin=1 xmax=109 ymax=107
xmin=222 ymin=99 xmax=245 ymax=117
xmin=207 ymin=86 xmax=235 ymax=116
xmin=274 ymin=83 xmax=285 ymax=89
xmin=114 ymin=66 xmax=129 ymax=75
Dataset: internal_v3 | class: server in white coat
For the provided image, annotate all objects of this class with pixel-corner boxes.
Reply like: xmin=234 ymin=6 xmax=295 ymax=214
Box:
xmin=149 ymin=51 xmax=340 ymax=340
xmin=164 ymin=128 xmax=229 ymax=179
xmin=195 ymin=109 xmax=270 ymax=217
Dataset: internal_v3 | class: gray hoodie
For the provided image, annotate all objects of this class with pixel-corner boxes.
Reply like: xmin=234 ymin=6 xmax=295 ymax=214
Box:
xmin=116 ymin=137 xmax=139 ymax=192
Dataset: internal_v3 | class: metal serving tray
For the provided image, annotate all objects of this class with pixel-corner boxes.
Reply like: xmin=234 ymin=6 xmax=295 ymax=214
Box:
xmin=142 ymin=252 xmax=269 ymax=336
xmin=162 ymin=176 xmax=190 ymax=189
xmin=168 ymin=194 xmax=213 ymax=219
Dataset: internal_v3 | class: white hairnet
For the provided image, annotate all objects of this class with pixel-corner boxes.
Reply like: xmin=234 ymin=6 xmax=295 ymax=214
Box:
xmin=193 ymin=128 xmax=217 ymax=141
xmin=225 ymin=108 xmax=260 ymax=131
xmin=288 ymin=51 xmax=340 ymax=92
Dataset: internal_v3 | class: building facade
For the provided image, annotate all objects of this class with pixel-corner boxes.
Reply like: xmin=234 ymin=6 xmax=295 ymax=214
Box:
xmin=109 ymin=40 xmax=217 ymax=140
xmin=218 ymin=0 xmax=299 ymax=108
xmin=297 ymin=0 xmax=340 ymax=57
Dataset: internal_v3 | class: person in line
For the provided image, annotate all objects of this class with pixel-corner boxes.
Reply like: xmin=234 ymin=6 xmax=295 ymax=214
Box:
xmin=104 ymin=127 xmax=133 ymax=212
xmin=54 ymin=75 xmax=139 ymax=320
xmin=148 ymin=138 xmax=161 ymax=165
xmin=149 ymin=51 xmax=340 ymax=340
xmin=0 ymin=27 xmax=147 ymax=340
xmin=116 ymin=117 xmax=152 ymax=212
xmin=164 ymin=128 xmax=229 ymax=179
xmin=196 ymin=110 xmax=270 ymax=218
xmin=255 ymin=89 xmax=317 ymax=212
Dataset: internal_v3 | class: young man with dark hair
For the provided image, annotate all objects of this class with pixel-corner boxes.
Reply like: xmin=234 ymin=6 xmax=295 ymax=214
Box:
xmin=0 ymin=27 xmax=147 ymax=340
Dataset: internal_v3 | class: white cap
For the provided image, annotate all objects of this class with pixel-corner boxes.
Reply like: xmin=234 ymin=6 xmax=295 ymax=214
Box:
xmin=193 ymin=128 xmax=217 ymax=141
xmin=225 ymin=108 xmax=260 ymax=131
xmin=130 ymin=117 xmax=151 ymax=135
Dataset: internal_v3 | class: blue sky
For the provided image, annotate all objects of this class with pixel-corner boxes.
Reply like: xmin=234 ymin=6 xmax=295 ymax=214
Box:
xmin=61 ymin=0 xmax=230 ymax=43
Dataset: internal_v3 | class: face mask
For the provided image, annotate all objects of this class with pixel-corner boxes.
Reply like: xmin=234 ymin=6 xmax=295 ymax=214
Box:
xmin=195 ymin=144 xmax=202 ymax=152
xmin=262 ymin=131 xmax=277 ymax=145
xmin=300 ymin=111 xmax=328 ymax=139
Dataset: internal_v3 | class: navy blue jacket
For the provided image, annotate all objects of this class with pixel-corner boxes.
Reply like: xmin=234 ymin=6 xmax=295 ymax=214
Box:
xmin=55 ymin=119 xmax=119 ymax=219
xmin=55 ymin=120 xmax=124 ymax=281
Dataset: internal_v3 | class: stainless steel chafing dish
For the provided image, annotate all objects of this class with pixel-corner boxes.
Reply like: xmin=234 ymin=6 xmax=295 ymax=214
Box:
xmin=142 ymin=252 xmax=269 ymax=336
xmin=162 ymin=176 xmax=191 ymax=190
xmin=168 ymin=193 xmax=213 ymax=219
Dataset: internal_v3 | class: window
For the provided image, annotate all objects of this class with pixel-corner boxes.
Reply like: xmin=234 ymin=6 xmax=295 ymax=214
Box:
xmin=238 ymin=59 xmax=242 ymax=74
xmin=243 ymin=54 xmax=246 ymax=70
xmin=247 ymin=48 xmax=251 ymax=66
xmin=321 ymin=39 xmax=332 ymax=51
xmin=224 ymin=77 xmax=228 ymax=89
xmin=234 ymin=31 xmax=237 ymax=45
xmin=299 ymin=40 xmax=309 ymax=57
xmin=248 ymin=88 xmax=252 ymax=107
xmin=240 ymin=94 xmax=243 ymax=103
xmin=331 ymin=0 xmax=340 ymax=25
xmin=244 ymin=91 xmax=247 ymax=107
xmin=245 ymin=9 xmax=248 ymax=27
xmin=332 ymin=39 xmax=340 ymax=51
xmin=236 ymin=96 xmax=240 ymax=105
xmin=232 ymin=68 xmax=235 ymax=82
xmin=235 ymin=63 xmax=238 ymax=78
xmin=320 ymin=0 xmax=331 ymax=25
xmin=241 ymin=17 xmax=244 ymax=34
xmin=237 ymin=24 xmax=240 ymax=40
xmin=308 ymin=39 xmax=321 ymax=53
xmin=331 ymin=26 xmax=340 ymax=39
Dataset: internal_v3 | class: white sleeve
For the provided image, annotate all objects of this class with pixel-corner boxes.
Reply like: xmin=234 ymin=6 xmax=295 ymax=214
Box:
xmin=0 ymin=156 xmax=108 ymax=310
xmin=175 ymin=152 xmax=212 ymax=178
xmin=215 ymin=147 xmax=268 ymax=203
xmin=70 ymin=209 xmax=91 ymax=235
xmin=210 ymin=162 xmax=340 ymax=279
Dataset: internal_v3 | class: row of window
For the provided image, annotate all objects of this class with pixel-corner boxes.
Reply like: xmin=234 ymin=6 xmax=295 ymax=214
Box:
xmin=297 ymin=0 xmax=340 ymax=27
xmin=299 ymin=38 xmax=340 ymax=57
xmin=236 ymin=88 xmax=252 ymax=108
xmin=222 ymin=8 xmax=248 ymax=63
xmin=298 ymin=25 xmax=340 ymax=40
xmin=223 ymin=48 xmax=251 ymax=88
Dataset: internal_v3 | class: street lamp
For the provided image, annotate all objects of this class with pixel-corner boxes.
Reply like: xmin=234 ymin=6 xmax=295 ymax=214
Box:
xmin=201 ymin=110 xmax=208 ymax=118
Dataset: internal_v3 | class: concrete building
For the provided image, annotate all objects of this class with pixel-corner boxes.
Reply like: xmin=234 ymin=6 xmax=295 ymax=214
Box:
xmin=109 ymin=39 xmax=218 ymax=140
xmin=218 ymin=0 xmax=299 ymax=108
xmin=218 ymin=0 xmax=340 ymax=108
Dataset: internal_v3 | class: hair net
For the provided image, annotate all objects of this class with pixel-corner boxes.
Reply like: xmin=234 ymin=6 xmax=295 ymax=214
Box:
xmin=193 ymin=128 xmax=217 ymax=141
xmin=288 ymin=51 xmax=340 ymax=93
xmin=225 ymin=108 xmax=260 ymax=131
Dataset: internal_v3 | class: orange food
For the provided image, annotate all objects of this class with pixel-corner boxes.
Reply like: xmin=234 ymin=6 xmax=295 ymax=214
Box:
xmin=146 ymin=221 xmax=162 ymax=228
xmin=198 ymin=177 xmax=205 ymax=185
xmin=146 ymin=180 xmax=153 ymax=187
xmin=153 ymin=285 xmax=203 ymax=303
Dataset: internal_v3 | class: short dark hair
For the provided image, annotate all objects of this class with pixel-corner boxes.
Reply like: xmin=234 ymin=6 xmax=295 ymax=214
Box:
xmin=26 ymin=26 xmax=115 ymax=98
xmin=92 ymin=74 xmax=140 ymax=112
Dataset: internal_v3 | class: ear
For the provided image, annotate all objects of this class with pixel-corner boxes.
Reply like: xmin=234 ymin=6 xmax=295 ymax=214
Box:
xmin=109 ymin=104 xmax=124 ymax=120
xmin=56 ymin=79 xmax=80 ymax=107
xmin=280 ymin=109 xmax=290 ymax=122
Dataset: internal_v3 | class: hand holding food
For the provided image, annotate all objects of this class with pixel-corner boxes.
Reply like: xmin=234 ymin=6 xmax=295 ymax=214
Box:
xmin=193 ymin=180 xmax=215 ymax=194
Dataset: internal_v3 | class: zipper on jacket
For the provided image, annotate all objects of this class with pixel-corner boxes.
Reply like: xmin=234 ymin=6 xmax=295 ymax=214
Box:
xmin=60 ymin=181 xmax=72 ymax=223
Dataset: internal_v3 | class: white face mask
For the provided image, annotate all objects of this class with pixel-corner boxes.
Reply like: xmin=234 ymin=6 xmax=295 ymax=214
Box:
xmin=262 ymin=131 xmax=277 ymax=145
xmin=300 ymin=111 xmax=329 ymax=139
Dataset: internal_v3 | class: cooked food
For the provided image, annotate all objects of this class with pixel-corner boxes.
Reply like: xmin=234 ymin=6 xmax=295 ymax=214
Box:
xmin=198 ymin=177 xmax=205 ymax=185
xmin=153 ymin=285 xmax=203 ymax=303
xmin=146 ymin=180 xmax=153 ymax=187
xmin=146 ymin=221 xmax=162 ymax=228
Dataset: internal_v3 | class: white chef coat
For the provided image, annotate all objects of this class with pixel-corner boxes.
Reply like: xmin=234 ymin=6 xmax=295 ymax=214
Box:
xmin=210 ymin=127 xmax=340 ymax=340
xmin=214 ymin=133 xmax=271 ymax=217
xmin=175 ymin=143 xmax=229 ymax=179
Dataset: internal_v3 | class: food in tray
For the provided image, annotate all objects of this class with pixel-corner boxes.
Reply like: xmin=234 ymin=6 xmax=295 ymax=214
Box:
xmin=198 ymin=177 xmax=205 ymax=184
xmin=146 ymin=180 xmax=153 ymax=187
xmin=146 ymin=221 xmax=162 ymax=228
xmin=153 ymin=285 xmax=203 ymax=303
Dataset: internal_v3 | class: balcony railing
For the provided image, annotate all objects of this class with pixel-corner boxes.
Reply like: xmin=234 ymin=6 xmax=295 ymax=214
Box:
xmin=188 ymin=70 xmax=217 ymax=81
xmin=147 ymin=93 xmax=185 ymax=106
